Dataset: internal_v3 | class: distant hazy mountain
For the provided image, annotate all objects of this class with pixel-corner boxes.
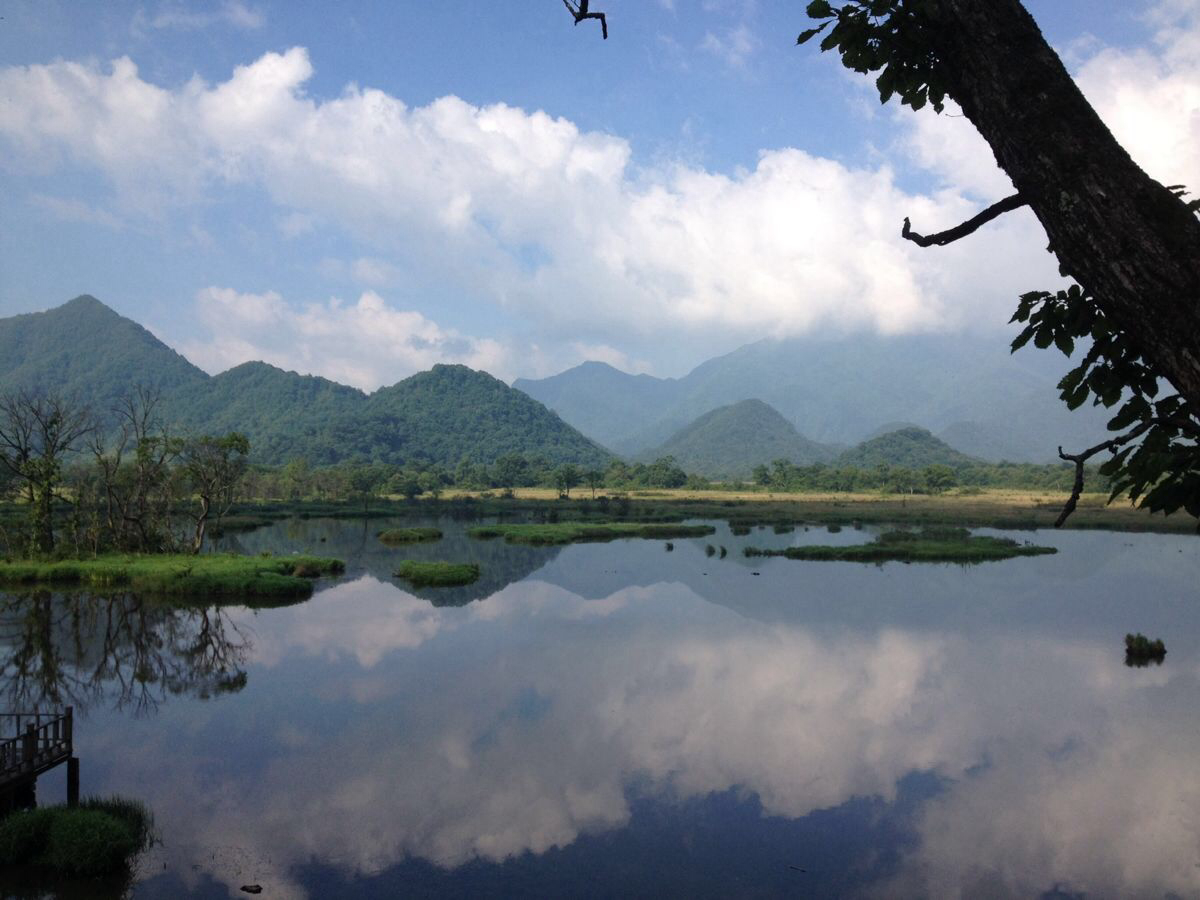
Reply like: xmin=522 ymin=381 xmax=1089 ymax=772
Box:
xmin=0 ymin=298 xmax=610 ymax=468
xmin=0 ymin=295 xmax=207 ymax=413
xmin=836 ymin=426 xmax=979 ymax=469
xmin=515 ymin=333 xmax=1112 ymax=462
xmin=637 ymin=399 xmax=839 ymax=478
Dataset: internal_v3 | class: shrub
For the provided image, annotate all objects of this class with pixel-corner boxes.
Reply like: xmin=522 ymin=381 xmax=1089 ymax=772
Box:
xmin=41 ymin=809 xmax=137 ymax=876
xmin=0 ymin=808 xmax=54 ymax=865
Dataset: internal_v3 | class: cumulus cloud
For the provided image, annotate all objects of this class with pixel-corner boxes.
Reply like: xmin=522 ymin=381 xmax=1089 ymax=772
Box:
xmin=1 ymin=6 xmax=1195 ymax=377
xmin=0 ymin=46 xmax=1063 ymax=364
xmin=178 ymin=286 xmax=511 ymax=389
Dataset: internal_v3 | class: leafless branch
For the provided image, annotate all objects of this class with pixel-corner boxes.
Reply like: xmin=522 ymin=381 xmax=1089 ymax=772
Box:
xmin=1055 ymin=421 xmax=1154 ymax=527
xmin=902 ymin=193 xmax=1026 ymax=247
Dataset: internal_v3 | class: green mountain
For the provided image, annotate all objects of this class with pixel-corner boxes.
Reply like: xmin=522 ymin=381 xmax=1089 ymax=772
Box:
xmin=0 ymin=298 xmax=610 ymax=469
xmin=170 ymin=362 xmax=369 ymax=464
xmin=637 ymin=399 xmax=838 ymax=478
xmin=0 ymin=295 xmax=207 ymax=412
xmin=836 ymin=426 xmax=980 ymax=469
xmin=515 ymin=333 xmax=1114 ymax=463
xmin=360 ymin=365 xmax=611 ymax=468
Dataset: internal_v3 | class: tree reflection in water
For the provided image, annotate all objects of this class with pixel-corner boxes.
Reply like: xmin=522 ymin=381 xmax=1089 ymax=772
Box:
xmin=0 ymin=590 xmax=250 ymax=714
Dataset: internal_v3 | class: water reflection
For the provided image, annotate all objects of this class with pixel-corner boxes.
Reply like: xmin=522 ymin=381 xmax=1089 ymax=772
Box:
xmin=2 ymin=522 xmax=1198 ymax=898
xmin=0 ymin=591 xmax=250 ymax=714
xmin=215 ymin=517 xmax=564 ymax=606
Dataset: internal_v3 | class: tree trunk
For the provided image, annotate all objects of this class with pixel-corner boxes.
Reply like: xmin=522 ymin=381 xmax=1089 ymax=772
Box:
xmin=931 ymin=0 xmax=1200 ymax=406
xmin=192 ymin=495 xmax=210 ymax=555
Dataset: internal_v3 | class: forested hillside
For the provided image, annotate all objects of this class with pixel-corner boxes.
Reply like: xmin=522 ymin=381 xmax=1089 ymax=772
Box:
xmin=637 ymin=399 xmax=838 ymax=477
xmin=0 ymin=298 xmax=611 ymax=469
xmin=836 ymin=427 xmax=980 ymax=469
xmin=0 ymin=295 xmax=207 ymax=412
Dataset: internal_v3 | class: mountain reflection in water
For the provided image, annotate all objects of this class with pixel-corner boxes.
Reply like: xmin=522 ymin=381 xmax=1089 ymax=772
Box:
xmin=2 ymin=519 xmax=1198 ymax=899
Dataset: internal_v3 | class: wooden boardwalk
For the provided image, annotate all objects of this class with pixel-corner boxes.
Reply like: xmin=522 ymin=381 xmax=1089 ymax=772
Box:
xmin=0 ymin=709 xmax=77 ymax=805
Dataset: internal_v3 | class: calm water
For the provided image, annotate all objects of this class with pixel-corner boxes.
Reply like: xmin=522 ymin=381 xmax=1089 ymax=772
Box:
xmin=3 ymin=518 xmax=1199 ymax=899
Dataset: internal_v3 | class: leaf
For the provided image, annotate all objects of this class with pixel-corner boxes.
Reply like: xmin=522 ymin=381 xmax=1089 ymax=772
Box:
xmin=1053 ymin=331 xmax=1075 ymax=356
xmin=1010 ymin=329 xmax=1034 ymax=352
xmin=806 ymin=0 xmax=834 ymax=17
xmin=796 ymin=23 xmax=830 ymax=44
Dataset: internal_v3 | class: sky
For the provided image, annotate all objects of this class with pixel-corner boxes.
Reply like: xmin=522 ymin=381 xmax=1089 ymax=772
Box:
xmin=0 ymin=0 xmax=1197 ymax=390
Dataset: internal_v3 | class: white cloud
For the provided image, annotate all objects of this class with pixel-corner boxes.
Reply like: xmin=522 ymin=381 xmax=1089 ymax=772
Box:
xmin=0 ymin=46 xmax=1063 ymax=357
xmin=1074 ymin=5 xmax=1200 ymax=192
xmin=699 ymin=24 xmax=759 ymax=68
xmin=134 ymin=0 xmax=265 ymax=33
xmin=178 ymin=286 xmax=511 ymax=389
xmin=2 ymin=11 xmax=1195 ymax=376
xmin=28 ymin=193 xmax=123 ymax=229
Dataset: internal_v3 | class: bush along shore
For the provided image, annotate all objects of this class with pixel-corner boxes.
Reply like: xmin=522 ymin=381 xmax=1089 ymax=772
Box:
xmin=0 ymin=553 xmax=345 ymax=600
xmin=743 ymin=527 xmax=1057 ymax=564
xmin=0 ymin=796 xmax=153 ymax=878
xmin=468 ymin=522 xmax=716 ymax=545
xmin=378 ymin=527 xmax=443 ymax=544
xmin=394 ymin=560 xmax=481 ymax=587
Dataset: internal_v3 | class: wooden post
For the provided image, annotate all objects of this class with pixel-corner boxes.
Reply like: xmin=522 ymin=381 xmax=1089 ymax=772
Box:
xmin=22 ymin=724 xmax=35 ymax=771
xmin=66 ymin=757 xmax=79 ymax=808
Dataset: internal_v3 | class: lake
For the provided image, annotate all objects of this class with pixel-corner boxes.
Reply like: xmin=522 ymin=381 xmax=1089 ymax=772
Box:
xmin=3 ymin=517 xmax=1198 ymax=898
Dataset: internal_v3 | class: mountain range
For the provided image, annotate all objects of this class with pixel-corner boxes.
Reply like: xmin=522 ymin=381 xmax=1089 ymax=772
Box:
xmin=0 ymin=296 xmax=611 ymax=469
xmin=514 ymin=332 xmax=1112 ymax=463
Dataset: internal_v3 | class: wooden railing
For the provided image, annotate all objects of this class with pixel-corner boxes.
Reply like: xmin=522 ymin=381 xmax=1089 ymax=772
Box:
xmin=0 ymin=708 xmax=73 ymax=788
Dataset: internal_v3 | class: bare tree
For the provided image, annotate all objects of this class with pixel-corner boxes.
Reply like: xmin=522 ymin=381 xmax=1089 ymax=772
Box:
xmin=91 ymin=387 xmax=182 ymax=552
xmin=0 ymin=392 xmax=92 ymax=553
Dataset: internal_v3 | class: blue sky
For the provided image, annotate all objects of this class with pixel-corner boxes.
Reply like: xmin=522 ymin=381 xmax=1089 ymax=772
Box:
xmin=1 ymin=1 xmax=1196 ymax=389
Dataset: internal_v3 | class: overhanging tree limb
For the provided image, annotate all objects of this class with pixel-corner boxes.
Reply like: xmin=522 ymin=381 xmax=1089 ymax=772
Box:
xmin=1055 ymin=421 xmax=1153 ymax=527
xmin=901 ymin=193 xmax=1027 ymax=247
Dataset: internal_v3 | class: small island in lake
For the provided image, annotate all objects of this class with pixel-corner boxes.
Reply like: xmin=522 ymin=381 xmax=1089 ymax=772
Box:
xmin=742 ymin=527 xmax=1057 ymax=564
xmin=468 ymin=522 xmax=715 ymax=545
xmin=394 ymin=560 xmax=481 ymax=587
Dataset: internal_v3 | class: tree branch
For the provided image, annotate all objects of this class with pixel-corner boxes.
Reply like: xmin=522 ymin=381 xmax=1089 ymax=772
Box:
xmin=902 ymin=193 xmax=1027 ymax=247
xmin=1055 ymin=421 xmax=1153 ymax=527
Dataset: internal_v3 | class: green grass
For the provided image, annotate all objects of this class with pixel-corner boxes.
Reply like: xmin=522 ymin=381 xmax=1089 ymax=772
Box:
xmin=0 ymin=553 xmax=345 ymax=599
xmin=468 ymin=522 xmax=716 ymax=545
xmin=0 ymin=796 xmax=153 ymax=877
xmin=743 ymin=527 xmax=1057 ymax=564
xmin=378 ymin=527 xmax=443 ymax=545
xmin=394 ymin=560 xmax=481 ymax=587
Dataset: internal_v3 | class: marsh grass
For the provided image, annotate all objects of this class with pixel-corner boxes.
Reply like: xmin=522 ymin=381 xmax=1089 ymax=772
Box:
xmin=378 ymin=527 xmax=443 ymax=545
xmin=0 ymin=553 xmax=344 ymax=599
xmin=743 ymin=527 xmax=1056 ymax=564
xmin=468 ymin=522 xmax=715 ymax=545
xmin=394 ymin=560 xmax=480 ymax=587
xmin=0 ymin=796 xmax=153 ymax=877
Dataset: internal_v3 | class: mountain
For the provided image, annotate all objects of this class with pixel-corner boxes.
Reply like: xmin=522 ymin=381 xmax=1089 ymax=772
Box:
xmin=515 ymin=333 xmax=1113 ymax=462
xmin=637 ymin=399 xmax=839 ymax=478
xmin=0 ymin=298 xmax=610 ymax=469
xmin=361 ymin=365 xmax=611 ymax=468
xmin=170 ymin=362 xmax=369 ymax=465
xmin=512 ymin=361 xmax=678 ymax=449
xmin=836 ymin=426 xmax=980 ymax=469
xmin=0 ymin=295 xmax=207 ymax=413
